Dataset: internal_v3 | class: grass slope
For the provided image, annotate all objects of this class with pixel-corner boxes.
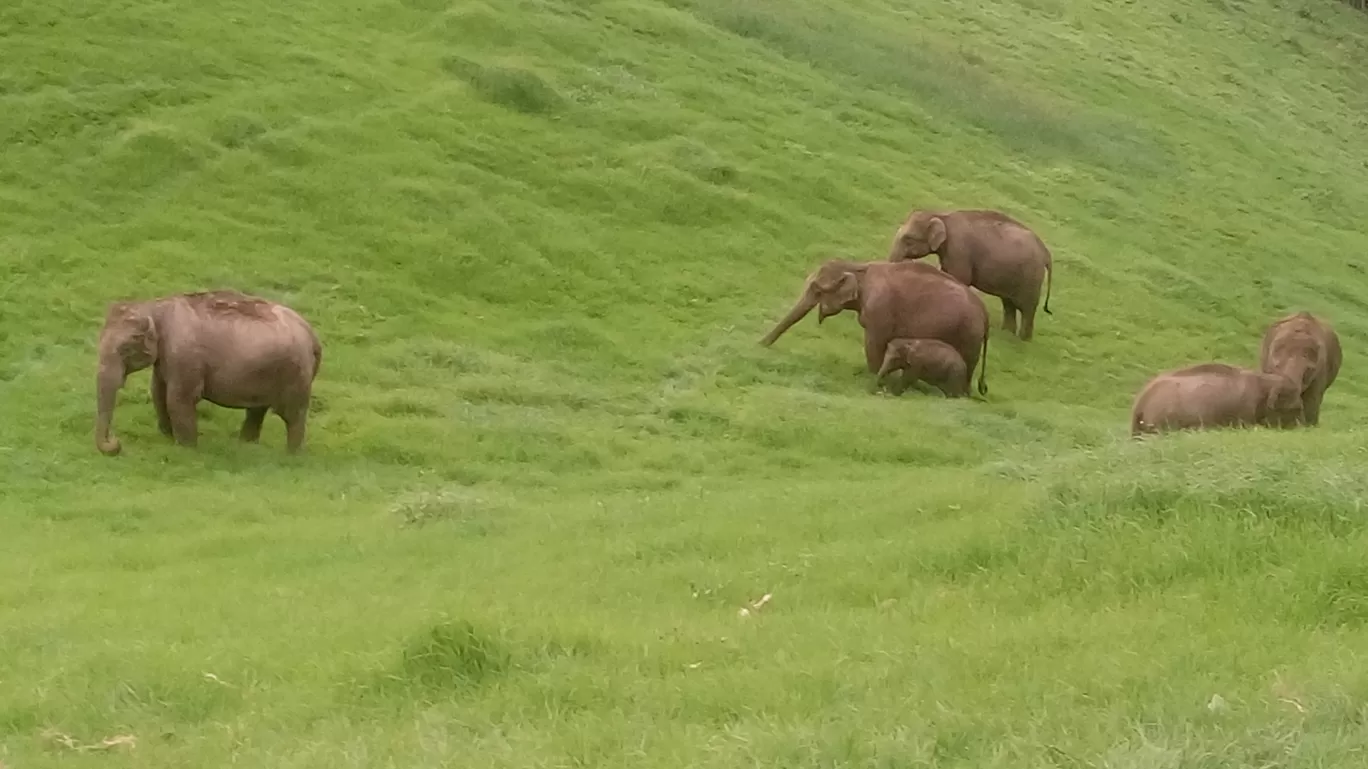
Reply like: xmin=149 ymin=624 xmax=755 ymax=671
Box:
xmin=5 ymin=0 xmax=1368 ymax=765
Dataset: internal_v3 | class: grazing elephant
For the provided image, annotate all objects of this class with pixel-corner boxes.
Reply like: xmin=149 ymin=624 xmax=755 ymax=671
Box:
xmin=759 ymin=259 xmax=990 ymax=396
xmin=887 ymin=208 xmax=1053 ymax=340
xmin=1258 ymin=311 xmax=1341 ymax=426
xmin=1130 ymin=362 xmax=1303 ymax=437
xmin=877 ymin=338 xmax=969 ymax=398
xmin=95 ymin=289 xmax=323 ymax=455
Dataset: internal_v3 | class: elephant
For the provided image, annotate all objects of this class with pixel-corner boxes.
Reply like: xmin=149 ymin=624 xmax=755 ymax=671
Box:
xmin=1129 ymin=362 xmax=1303 ymax=437
xmin=759 ymin=258 xmax=989 ymax=396
xmin=887 ymin=208 xmax=1053 ymax=341
xmin=876 ymin=337 xmax=969 ymax=398
xmin=1258 ymin=311 xmax=1341 ymax=426
xmin=95 ymin=289 xmax=323 ymax=455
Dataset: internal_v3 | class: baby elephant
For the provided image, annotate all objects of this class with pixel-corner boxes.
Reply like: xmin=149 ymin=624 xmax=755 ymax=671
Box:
xmin=877 ymin=337 xmax=971 ymax=397
xmin=1130 ymin=362 xmax=1303 ymax=437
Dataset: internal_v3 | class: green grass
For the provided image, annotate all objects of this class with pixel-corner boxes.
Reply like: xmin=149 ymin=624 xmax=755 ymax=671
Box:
xmin=5 ymin=0 xmax=1368 ymax=764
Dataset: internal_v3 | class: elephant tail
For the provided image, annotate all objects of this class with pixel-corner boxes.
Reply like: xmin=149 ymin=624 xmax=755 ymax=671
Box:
xmin=311 ymin=334 xmax=323 ymax=378
xmin=1043 ymin=249 xmax=1054 ymax=315
xmin=976 ymin=325 xmax=989 ymax=397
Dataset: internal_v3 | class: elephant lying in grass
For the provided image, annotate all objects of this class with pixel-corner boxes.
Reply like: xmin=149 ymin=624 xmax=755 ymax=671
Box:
xmin=760 ymin=258 xmax=990 ymax=396
xmin=1130 ymin=362 xmax=1303 ymax=437
xmin=1258 ymin=311 xmax=1341 ymax=427
xmin=95 ymin=290 xmax=323 ymax=455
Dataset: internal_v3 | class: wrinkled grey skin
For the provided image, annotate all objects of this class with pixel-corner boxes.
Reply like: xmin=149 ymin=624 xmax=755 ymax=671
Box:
xmin=1258 ymin=311 xmax=1342 ymax=427
xmin=95 ymin=290 xmax=322 ymax=455
xmin=760 ymin=259 xmax=989 ymax=396
xmin=1130 ymin=362 xmax=1303 ymax=437
xmin=877 ymin=337 xmax=970 ymax=398
xmin=888 ymin=208 xmax=1053 ymax=340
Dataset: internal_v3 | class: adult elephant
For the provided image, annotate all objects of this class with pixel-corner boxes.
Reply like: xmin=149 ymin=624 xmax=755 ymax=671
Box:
xmin=887 ymin=208 xmax=1053 ymax=341
xmin=1258 ymin=311 xmax=1342 ymax=426
xmin=95 ymin=289 xmax=323 ymax=455
xmin=759 ymin=259 xmax=990 ymax=396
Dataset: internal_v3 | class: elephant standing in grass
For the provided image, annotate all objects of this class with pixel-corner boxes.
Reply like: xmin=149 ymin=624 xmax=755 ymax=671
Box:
xmin=887 ymin=208 xmax=1053 ymax=340
xmin=760 ymin=259 xmax=990 ymax=396
xmin=1130 ymin=362 xmax=1303 ymax=436
xmin=877 ymin=338 xmax=969 ymax=398
xmin=1258 ymin=311 xmax=1341 ymax=426
xmin=95 ymin=290 xmax=323 ymax=455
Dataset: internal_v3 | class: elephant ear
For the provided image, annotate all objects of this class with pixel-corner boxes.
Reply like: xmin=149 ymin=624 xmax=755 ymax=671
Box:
xmin=926 ymin=217 xmax=947 ymax=252
xmin=834 ymin=271 xmax=860 ymax=306
xmin=139 ymin=314 xmax=158 ymax=358
xmin=119 ymin=313 xmax=158 ymax=365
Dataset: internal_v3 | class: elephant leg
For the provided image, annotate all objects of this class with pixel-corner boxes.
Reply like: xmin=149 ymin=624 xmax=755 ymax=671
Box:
xmin=1000 ymin=298 xmax=1018 ymax=336
xmin=164 ymin=380 xmax=202 ymax=448
xmin=1303 ymin=387 xmax=1325 ymax=426
xmin=239 ymin=407 xmax=269 ymax=443
xmin=151 ymin=371 xmax=173 ymax=438
xmin=1018 ymin=303 xmax=1038 ymax=341
xmin=276 ymin=402 xmax=310 ymax=454
xmin=908 ymin=376 xmax=936 ymax=395
xmin=864 ymin=333 xmax=887 ymax=375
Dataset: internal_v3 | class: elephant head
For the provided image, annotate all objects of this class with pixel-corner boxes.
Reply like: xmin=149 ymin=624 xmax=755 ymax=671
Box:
xmin=876 ymin=339 xmax=913 ymax=379
xmin=1265 ymin=334 xmax=1320 ymax=389
xmin=94 ymin=301 xmax=160 ymax=455
xmin=759 ymin=260 xmax=866 ymax=346
xmin=888 ymin=210 xmax=946 ymax=262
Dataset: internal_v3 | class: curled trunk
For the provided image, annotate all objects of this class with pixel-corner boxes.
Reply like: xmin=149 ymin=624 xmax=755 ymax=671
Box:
xmin=1270 ymin=357 xmax=1311 ymax=416
xmin=759 ymin=292 xmax=817 ymax=346
xmin=1279 ymin=356 xmax=1312 ymax=390
xmin=95 ymin=362 xmax=125 ymax=455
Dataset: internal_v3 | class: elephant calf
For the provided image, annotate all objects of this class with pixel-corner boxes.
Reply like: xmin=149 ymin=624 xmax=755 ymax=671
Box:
xmin=1130 ymin=362 xmax=1303 ymax=437
xmin=877 ymin=338 xmax=970 ymax=398
xmin=95 ymin=289 xmax=323 ymax=455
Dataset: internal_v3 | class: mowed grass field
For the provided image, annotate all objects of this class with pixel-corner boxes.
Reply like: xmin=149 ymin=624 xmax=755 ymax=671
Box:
xmin=6 ymin=0 xmax=1368 ymax=764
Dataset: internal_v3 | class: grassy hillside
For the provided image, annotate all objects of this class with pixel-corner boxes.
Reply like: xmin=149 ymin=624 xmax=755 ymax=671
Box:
xmin=5 ymin=0 xmax=1368 ymax=764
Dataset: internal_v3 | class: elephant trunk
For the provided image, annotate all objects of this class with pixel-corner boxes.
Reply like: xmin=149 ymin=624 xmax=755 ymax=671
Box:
xmin=1280 ymin=356 xmax=1312 ymax=388
xmin=759 ymin=291 xmax=817 ymax=346
xmin=95 ymin=358 xmax=125 ymax=456
xmin=876 ymin=354 xmax=898 ymax=379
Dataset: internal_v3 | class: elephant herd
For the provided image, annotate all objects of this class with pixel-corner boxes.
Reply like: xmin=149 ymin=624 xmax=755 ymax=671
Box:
xmin=758 ymin=206 xmax=1343 ymax=436
xmin=759 ymin=207 xmax=1054 ymax=398
xmin=88 ymin=207 xmax=1341 ymax=455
